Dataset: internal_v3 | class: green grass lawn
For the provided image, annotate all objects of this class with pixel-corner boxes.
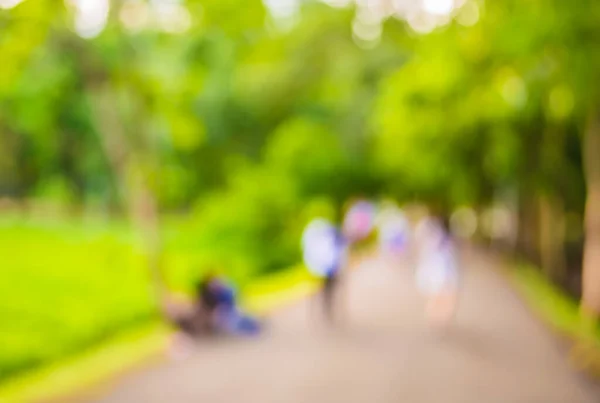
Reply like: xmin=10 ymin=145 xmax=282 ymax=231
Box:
xmin=0 ymin=215 xmax=157 ymax=383
xmin=0 ymin=214 xmax=315 ymax=384
xmin=0 ymin=322 xmax=169 ymax=403
xmin=0 ymin=213 xmax=318 ymax=401
xmin=0 ymin=271 xmax=319 ymax=403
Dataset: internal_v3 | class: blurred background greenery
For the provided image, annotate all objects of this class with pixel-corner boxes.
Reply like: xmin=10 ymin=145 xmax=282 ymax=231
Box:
xmin=1 ymin=0 xmax=600 ymax=386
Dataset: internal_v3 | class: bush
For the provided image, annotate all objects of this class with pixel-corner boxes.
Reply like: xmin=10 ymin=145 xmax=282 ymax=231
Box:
xmin=188 ymin=164 xmax=302 ymax=283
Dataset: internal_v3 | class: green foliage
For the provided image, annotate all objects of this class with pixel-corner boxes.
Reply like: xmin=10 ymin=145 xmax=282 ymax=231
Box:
xmin=190 ymin=164 xmax=300 ymax=281
xmin=265 ymin=118 xmax=347 ymax=198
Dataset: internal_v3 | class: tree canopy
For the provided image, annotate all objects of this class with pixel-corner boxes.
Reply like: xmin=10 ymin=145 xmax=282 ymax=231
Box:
xmin=1 ymin=0 xmax=600 ymax=310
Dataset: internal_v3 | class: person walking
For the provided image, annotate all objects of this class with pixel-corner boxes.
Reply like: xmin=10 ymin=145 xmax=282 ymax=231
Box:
xmin=302 ymin=218 xmax=348 ymax=324
xmin=415 ymin=217 xmax=460 ymax=328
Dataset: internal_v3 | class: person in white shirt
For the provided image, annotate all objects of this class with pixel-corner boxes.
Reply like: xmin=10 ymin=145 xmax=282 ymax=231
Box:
xmin=415 ymin=216 xmax=460 ymax=328
xmin=302 ymin=218 xmax=348 ymax=324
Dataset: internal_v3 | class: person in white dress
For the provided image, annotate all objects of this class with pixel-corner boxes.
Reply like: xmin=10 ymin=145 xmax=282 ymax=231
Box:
xmin=415 ymin=216 xmax=460 ymax=328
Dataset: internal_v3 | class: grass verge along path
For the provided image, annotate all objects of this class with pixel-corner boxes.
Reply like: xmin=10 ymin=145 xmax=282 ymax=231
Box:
xmin=509 ymin=264 xmax=600 ymax=377
xmin=0 ymin=267 xmax=319 ymax=403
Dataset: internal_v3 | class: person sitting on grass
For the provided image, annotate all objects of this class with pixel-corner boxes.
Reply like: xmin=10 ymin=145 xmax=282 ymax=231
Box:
xmin=197 ymin=272 xmax=261 ymax=336
xmin=164 ymin=271 xmax=262 ymax=359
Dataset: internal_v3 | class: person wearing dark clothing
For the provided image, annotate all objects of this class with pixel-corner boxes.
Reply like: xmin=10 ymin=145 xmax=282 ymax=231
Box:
xmin=168 ymin=273 xmax=260 ymax=342
xmin=198 ymin=274 xmax=261 ymax=336
xmin=302 ymin=218 xmax=348 ymax=325
xmin=321 ymin=229 xmax=348 ymax=324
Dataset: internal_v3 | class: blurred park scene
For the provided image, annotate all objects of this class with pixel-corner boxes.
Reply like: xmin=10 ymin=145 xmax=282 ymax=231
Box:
xmin=1 ymin=0 xmax=600 ymax=401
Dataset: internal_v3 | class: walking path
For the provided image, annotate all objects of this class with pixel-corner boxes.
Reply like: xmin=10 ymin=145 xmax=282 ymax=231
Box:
xmin=92 ymin=248 xmax=599 ymax=403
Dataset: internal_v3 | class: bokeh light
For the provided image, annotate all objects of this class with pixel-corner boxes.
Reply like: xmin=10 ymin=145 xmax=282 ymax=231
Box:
xmin=152 ymin=0 xmax=192 ymax=34
xmin=456 ymin=0 xmax=480 ymax=26
xmin=422 ymin=0 xmax=454 ymax=16
xmin=450 ymin=207 xmax=478 ymax=239
xmin=120 ymin=0 xmax=152 ymax=32
xmin=66 ymin=0 xmax=110 ymax=39
xmin=0 ymin=0 xmax=22 ymax=9
xmin=501 ymin=75 xmax=528 ymax=109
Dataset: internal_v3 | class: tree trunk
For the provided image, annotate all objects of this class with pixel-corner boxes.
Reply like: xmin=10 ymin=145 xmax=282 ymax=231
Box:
xmin=131 ymin=174 xmax=166 ymax=302
xmin=516 ymin=192 xmax=541 ymax=265
xmin=70 ymin=1 xmax=167 ymax=306
xmin=539 ymin=193 xmax=567 ymax=283
xmin=581 ymin=109 xmax=600 ymax=317
xmin=515 ymin=125 xmax=543 ymax=265
xmin=89 ymin=85 xmax=167 ymax=305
